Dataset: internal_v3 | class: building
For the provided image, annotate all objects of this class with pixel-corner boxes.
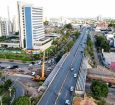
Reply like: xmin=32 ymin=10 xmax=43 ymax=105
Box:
xmin=12 ymin=16 xmax=19 ymax=34
xmin=0 ymin=42 xmax=19 ymax=48
xmin=49 ymin=17 xmax=71 ymax=27
xmin=95 ymin=21 xmax=108 ymax=31
xmin=17 ymin=1 xmax=46 ymax=50
xmin=101 ymin=52 xmax=115 ymax=71
xmin=0 ymin=18 xmax=9 ymax=36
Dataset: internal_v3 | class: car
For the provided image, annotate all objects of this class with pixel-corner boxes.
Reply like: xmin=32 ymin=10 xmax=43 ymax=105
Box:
xmin=7 ymin=66 xmax=11 ymax=69
xmin=70 ymin=67 xmax=74 ymax=71
xmin=46 ymin=69 xmax=51 ymax=72
xmin=29 ymin=64 xmax=33 ymax=67
xmin=16 ymin=68 xmax=21 ymax=70
xmin=74 ymin=73 xmax=77 ymax=78
xmin=47 ymin=67 xmax=52 ymax=70
xmin=0 ymin=66 xmax=5 ymax=69
xmin=31 ymin=62 xmax=35 ymax=65
xmin=80 ymin=43 xmax=82 ymax=45
xmin=38 ymin=61 xmax=42 ymax=65
xmin=65 ymin=100 xmax=70 ymax=105
xmin=9 ymin=65 xmax=18 ymax=69
xmin=13 ymin=65 xmax=18 ymax=68
xmin=80 ymin=50 xmax=83 ymax=53
xmin=32 ymin=72 xmax=36 ymax=76
xmin=70 ymin=86 xmax=74 ymax=92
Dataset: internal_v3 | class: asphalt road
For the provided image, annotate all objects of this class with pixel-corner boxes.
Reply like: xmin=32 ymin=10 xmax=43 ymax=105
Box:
xmin=0 ymin=61 xmax=29 ymax=68
xmin=38 ymin=27 xmax=89 ymax=105
xmin=14 ymin=81 xmax=25 ymax=99
xmin=7 ymin=76 xmax=26 ymax=99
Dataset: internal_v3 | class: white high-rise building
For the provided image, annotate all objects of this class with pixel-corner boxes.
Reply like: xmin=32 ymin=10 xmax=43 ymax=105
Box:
xmin=0 ymin=18 xmax=9 ymax=36
xmin=17 ymin=1 xmax=45 ymax=50
xmin=12 ymin=16 xmax=19 ymax=33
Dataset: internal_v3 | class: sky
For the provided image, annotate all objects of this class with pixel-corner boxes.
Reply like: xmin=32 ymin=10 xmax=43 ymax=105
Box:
xmin=0 ymin=0 xmax=115 ymax=19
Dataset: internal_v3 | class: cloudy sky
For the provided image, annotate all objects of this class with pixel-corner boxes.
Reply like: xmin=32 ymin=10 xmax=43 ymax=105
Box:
xmin=0 ymin=0 xmax=115 ymax=19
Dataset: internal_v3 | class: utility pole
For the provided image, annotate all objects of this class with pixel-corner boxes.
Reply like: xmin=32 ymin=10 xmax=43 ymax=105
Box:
xmin=41 ymin=51 xmax=45 ymax=79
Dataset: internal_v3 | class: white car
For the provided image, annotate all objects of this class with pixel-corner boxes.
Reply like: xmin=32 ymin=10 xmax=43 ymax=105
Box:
xmin=38 ymin=61 xmax=42 ymax=65
xmin=29 ymin=64 xmax=33 ymax=67
xmin=65 ymin=100 xmax=70 ymax=105
xmin=32 ymin=72 xmax=36 ymax=76
xmin=7 ymin=66 xmax=11 ymax=69
xmin=74 ymin=73 xmax=77 ymax=78
xmin=70 ymin=86 xmax=74 ymax=92
xmin=70 ymin=67 xmax=74 ymax=71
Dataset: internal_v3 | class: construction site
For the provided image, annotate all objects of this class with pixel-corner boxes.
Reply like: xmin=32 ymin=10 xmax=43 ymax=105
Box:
xmin=0 ymin=51 xmax=56 ymax=98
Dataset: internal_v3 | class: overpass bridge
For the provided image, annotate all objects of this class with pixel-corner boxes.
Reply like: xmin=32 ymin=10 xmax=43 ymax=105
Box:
xmin=37 ymin=27 xmax=89 ymax=105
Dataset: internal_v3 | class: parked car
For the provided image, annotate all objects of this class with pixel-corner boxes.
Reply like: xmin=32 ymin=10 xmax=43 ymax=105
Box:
xmin=9 ymin=65 xmax=18 ymax=69
xmin=0 ymin=66 xmax=5 ymax=69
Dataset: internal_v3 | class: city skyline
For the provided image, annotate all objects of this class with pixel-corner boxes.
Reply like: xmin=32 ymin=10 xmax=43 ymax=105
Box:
xmin=0 ymin=0 xmax=115 ymax=19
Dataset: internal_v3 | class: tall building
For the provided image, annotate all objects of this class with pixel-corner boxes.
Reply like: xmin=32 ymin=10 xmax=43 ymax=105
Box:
xmin=17 ymin=1 xmax=45 ymax=50
xmin=0 ymin=18 xmax=9 ymax=36
xmin=12 ymin=16 xmax=19 ymax=33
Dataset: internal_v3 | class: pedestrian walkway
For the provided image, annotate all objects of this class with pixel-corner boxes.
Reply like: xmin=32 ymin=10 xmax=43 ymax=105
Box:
xmin=75 ymin=57 xmax=87 ymax=95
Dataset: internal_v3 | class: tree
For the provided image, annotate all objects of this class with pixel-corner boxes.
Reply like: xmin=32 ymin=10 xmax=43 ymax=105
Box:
xmin=4 ymin=79 xmax=12 ymax=90
xmin=44 ymin=21 xmax=49 ymax=26
xmin=15 ymin=32 xmax=19 ymax=35
xmin=108 ymin=23 xmax=115 ymax=28
xmin=90 ymin=80 xmax=109 ymax=99
xmin=64 ymin=23 xmax=73 ymax=29
xmin=96 ymin=36 xmax=110 ymax=52
xmin=74 ymin=31 xmax=80 ymax=39
xmin=0 ymin=72 xmax=2 ymax=77
xmin=0 ymin=84 xmax=4 ymax=95
xmin=2 ymin=96 xmax=11 ymax=105
xmin=14 ymin=96 xmax=30 ymax=105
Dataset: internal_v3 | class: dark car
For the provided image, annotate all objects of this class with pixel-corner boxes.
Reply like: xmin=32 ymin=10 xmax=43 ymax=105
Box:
xmin=31 ymin=62 xmax=35 ymax=65
xmin=10 ymin=65 xmax=18 ymax=69
xmin=0 ymin=66 xmax=5 ymax=69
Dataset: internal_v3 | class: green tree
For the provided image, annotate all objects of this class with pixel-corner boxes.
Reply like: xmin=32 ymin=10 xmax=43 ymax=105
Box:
xmin=15 ymin=32 xmax=19 ymax=35
xmin=90 ymin=80 xmax=109 ymax=99
xmin=67 ymin=40 xmax=74 ymax=50
xmin=64 ymin=23 xmax=73 ymax=29
xmin=0 ymin=71 xmax=2 ymax=77
xmin=74 ymin=31 xmax=80 ymax=39
xmin=55 ymin=52 xmax=63 ymax=63
xmin=2 ymin=96 xmax=11 ymax=105
xmin=0 ymin=84 xmax=4 ymax=95
xmin=44 ymin=21 xmax=49 ymax=26
xmin=4 ymin=79 xmax=12 ymax=90
xmin=14 ymin=96 xmax=30 ymax=105
xmin=96 ymin=36 xmax=110 ymax=52
xmin=108 ymin=23 xmax=115 ymax=28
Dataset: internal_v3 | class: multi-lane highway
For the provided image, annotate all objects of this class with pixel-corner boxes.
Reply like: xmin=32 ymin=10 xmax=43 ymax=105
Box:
xmin=38 ymin=27 xmax=89 ymax=105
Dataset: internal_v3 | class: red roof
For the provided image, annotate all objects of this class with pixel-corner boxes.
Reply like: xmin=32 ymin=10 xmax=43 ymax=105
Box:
xmin=110 ymin=62 xmax=115 ymax=70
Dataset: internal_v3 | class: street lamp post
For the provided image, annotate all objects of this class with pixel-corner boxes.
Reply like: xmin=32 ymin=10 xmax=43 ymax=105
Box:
xmin=0 ymin=96 xmax=2 ymax=105
xmin=29 ymin=97 xmax=32 ymax=105
xmin=9 ymin=87 xmax=12 ymax=97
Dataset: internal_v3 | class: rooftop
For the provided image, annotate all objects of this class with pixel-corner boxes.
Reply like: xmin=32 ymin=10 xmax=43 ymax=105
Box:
xmin=39 ymin=37 xmax=49 ymax=41
xmin=103 ymin=52 xmax=115 ymax=64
